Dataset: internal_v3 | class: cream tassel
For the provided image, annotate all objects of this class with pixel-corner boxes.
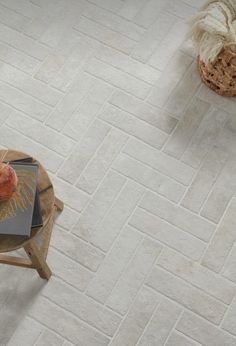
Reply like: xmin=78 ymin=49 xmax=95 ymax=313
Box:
xmin=187 ymin=0 xmax=236 ymax=63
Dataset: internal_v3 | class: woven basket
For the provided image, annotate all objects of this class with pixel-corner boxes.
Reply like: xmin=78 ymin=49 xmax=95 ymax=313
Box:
xmin=198 ymin=47 xmax=236 ymax=97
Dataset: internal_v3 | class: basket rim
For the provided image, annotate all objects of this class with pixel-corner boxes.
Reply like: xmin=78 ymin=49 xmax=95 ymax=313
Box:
xmin=198 ymin=46 xmax=236 ymax=65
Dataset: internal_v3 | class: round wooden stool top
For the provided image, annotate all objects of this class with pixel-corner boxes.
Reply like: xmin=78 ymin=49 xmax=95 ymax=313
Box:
xmin=0 ymin=149 xmax=55 ymax=253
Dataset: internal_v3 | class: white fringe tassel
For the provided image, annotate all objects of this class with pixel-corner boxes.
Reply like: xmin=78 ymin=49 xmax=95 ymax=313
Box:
xmin=187 ymin=0 xmax=236 ymax=63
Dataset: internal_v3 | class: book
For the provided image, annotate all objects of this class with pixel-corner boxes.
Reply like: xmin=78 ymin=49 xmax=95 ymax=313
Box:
xmin=0 ymin=163 xmax=38 ymax=236
xmin=8 ymin=158 xmax=43 ymax=229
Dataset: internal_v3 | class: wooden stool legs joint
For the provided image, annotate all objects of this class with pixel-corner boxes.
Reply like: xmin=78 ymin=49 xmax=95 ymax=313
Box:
xmin=0 ymin=196 xmax=64 ymax=280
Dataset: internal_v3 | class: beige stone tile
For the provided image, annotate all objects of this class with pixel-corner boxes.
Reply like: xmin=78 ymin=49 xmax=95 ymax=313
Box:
xmin=164 ymin=97 xmax=209 ymax=158
xmin=129 ymin=207 xmax=206 ymax=260
xmin=106 ymin=238 xmax=162 ymax=314
xmin=29 ymin=297 xmax=109 ymax=346
xmin=74 ymin=170 xmax=126 ymax=241
xmin=110 ymin=287 xmax=159 ymax=346
xmin=89 ymin=180 xmax=144 ymax=252
xmin=112 ymin=153 xmax=186 ymax=202
xmin=177 ymin=311 xmax=236 ymax=346
xmin=182 ymin=145 xmax=229 ymax=213
xmin=109 ymin=90 xmax=178 ymax=134
xmin=137 ymin=300 xmax=182 ymax=346
xmin=201 ymin=156 xmax=236 ymax=223
xmin=147 ymin=267 xmax=227 ymax=324
xmin=140 ymin=191 xmax=215 ymax=242
xmin=99 ymin=104 xmax=167 ymax=149
xmin=202 ymin=198 xmax=236 ymax=272
xmin=181 ymin=108 xmax=227 ymax=168
xmin=158 ymin=247 xmax=236 ymax=304
xmin=86 ymin=226 xmax=142 ymax=303
xmin=42 ymin=277 xmax=121 ymax=337
xmin=51 ymin=226 xmax=104 ymax=272
xmin=124 ymin=138 xmax=195 ymax=185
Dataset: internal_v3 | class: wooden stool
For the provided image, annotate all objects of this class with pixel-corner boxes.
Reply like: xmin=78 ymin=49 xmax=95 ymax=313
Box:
xmin=0 ymin=149 xmax=64 ymax=280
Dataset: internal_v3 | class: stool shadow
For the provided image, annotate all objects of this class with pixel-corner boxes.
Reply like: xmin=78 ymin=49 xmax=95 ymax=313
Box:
xmin=0 ymin=264 xmax=45 ymax=345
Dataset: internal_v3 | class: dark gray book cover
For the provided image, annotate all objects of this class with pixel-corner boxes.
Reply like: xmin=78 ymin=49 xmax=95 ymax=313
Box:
xmin=8 ymin=158 xmax=43 ymax=229
xmin=0 ymin=164 xmax=38 ymax=236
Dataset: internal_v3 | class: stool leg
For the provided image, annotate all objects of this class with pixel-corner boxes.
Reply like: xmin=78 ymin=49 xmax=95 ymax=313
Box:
xmin=54 ymin=196 xmax=64 ymax=212
xmin=24 ymin=241 xmax=52 ymax=280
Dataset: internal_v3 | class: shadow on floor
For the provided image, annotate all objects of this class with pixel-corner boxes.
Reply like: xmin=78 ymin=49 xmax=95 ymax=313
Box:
xmin=0 ymin=264 xmax=45 ymax=345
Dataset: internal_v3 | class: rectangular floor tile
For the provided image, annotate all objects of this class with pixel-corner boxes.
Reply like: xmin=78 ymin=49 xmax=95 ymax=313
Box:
xmin=45 ymin=72 xmax=94 ymax=131
xmin=181 ymin=108 xmax=228 ymax=168
xmin=63 ymin=79 xmax=113 ymax=141
xmin=0 ymin=42 xmax=40 ymax=74
xmin=148 ymin=20 xmax=187 ymax=71
xmin=129 ymin=207 xmax=206 ymax=260
xmin=0 ymin=125 xmax=63 ymax=173
xmin=165 ymin=331 xmax=201 ymax=346
xmin=35 ymin=330 xmax=64 ymax=346
xmin=164 ymin=63 xmax=202 ymax=118
xmin=74 ymin=17 xmax=136 ymax=54
xmin=0 ymin=80 xmax=51 ymax=121
xmin=147 ymin=51 xmax=192 ymax=108
xmin=110 ymin=287 xmax=159 ymax=346
xmin=7 ymin=317 xmax=43 ymax=346
xmin=48 ymin=248 xmax=93 ymax=292
xmin=51 ymin=226 xmax=104 ymax=272
xmin=222 ymin=296 xmax=236 ymax=337
xmin=95 ymin=45 xmax=160 ymax=84
xmin=163 ymin=97 xmax=209 ymax=158
xmin=109 ymin=90 xmax=178 ymax=134
xmin=147 ymin=267 xmax=227 ymax=324
xmin=99 ymin=104 xmax=167 ymax=149
xmin=131 ymin=11 xmax=177 ymax=62
xmin=76 ymin=128 xmax=128 ymax=194
xmin=134 ymin=0 xmax=166 ymax=28
xmin=6 ymin=111 xmax=75 ymax=157
xmin=50 ymin=37 xmax=96 ymax=92
xmin=182 ymin=146 xmax=229 ymax=213
xmin=106 ymin=238 xmax=162 ymax=314
xmin=118 ymin=0 xmax=147 ymax=20
xmin=157 ymin=247 xmax=236 ymax=304
xmin=42 ymin=277 xmax=121 ymax=337
xmin=0 ymin=63 xmax=63 ymax=106
xmin=140 ymin=191 xmax=215 ymax=242
xmin=177 ymin=311 xmax=236 ymax=346
xmin=0 ymin=4 xmax=30 ymax=31
xmin=84 ymin=4 xmax=145 ymax=42
xmin=89 ymin=180 xmax=144 ymax=252
xmin=198 ymin=83 xmax=236 ymax=115
xmin=137 ymin=299 xmax=182 ymax=346
xmin=200 ymin=155 xmax=236 ymax=223
xmin=112 ymin=153 xmax=186 ymax=202
xmin=223 ymin=243 xmax=236 ymax=283
xmin=58 ymin=120 xmax=110 ymax=184
xmin=86 ymin=226 xmax=142 ymax=303
xmin=51 ymin=176 xmax=89 ymax=212
xmin=85 ymin=58 xmax=151 ymax=99
xmin=124 ymin=138 xmax=195 ymax=185
xmin=29 ymin=297 xmax=109 ymax=346
xmin=73 ymin=170 xmax=126 ymax=241
xmin=202 ymin=198 xmax=236 ymax=272
xmin=0 ymin=22 xmax=51 ymax=60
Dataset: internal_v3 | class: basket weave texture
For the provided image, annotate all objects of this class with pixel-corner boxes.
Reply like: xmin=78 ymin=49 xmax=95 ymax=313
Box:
xmin=198 ymin=47 xmax=236 ymax=97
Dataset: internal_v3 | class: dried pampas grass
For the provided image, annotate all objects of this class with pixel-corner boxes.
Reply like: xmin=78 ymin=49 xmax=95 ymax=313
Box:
xmin=188 ymin=0 xmax=236 ymax=63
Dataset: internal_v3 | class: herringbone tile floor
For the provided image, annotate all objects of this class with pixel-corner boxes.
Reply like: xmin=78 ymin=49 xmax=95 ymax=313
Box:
xmin=1 ymin=0 xmax=236 ymax=345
